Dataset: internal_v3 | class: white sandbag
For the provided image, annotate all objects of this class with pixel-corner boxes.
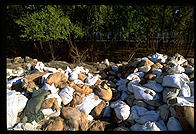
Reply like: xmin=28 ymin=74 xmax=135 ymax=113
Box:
xmin=168 ymin=96 xmax=194 ymax=107
xmin=167 ymin=65 xmax=185 ymax=74
xmin=85 ymin=74 xmax=99 ymax=86
xmin=135 ymin=72 xmax=145 ymax=78
xmin=110 ymin=100 xmax=130 ymax=120
xmin=141 ymin=121 xmax=161 ymax=131
xmin=162 ymin=88 xmax=180 ymax=103
xmin=7 ymin=90 xmax=28 ymax=129
xmin=143 ymin=80 xmax=163 ymax=93
xmin=151 ymin=52 xmax=166 ymax=63
xmin=132 ymin=85 xmax=159 ymax=100
xmin=87 ymin=115 xmax=94 ymax=121
xmin=59 ymin=86 xmax=75 ymax=105
xmin=167 ymin=117 xmax=183 ymax=131
xmin=189 ymin=81 xmax=194 ymax=95
xmin=162 ymin=74 xmax=182 ymax=88
xmin=127 ymin=81 xmax=140 ymax=93
xmin=117 ymin=84 xmax=127 ymax=91
xmin=35 ymin=61 xmax=45 ymax=72
xmin=128 ymin=105 xmax=160 ymax=124
xmin=152 ymin=69 xmax=162 ymax=77
xmin=42 ymin=83 xmax=59 ymax=94
xmin=43 ymin=67 xmax=58 ymax=73
xmin=76 ymin=93 xmax=102 ymax=115
xmin=7 ymin=76 xmax=23 ymax=88
xmin=138 ymin=66 xmax=151 ymax=73
xmin=103 ymin=102 xmax=112 ymax=118
xmin=13 ymin=120 xmax=38 ymax=130
xmin=178 ymin=82 xmax=191 ymax=97
xmin=126 ymin=73 xmax=141 ymax=82
xmin=74 ymin=79 xmax=84 ymax=85
xmin=69 ymin=71 xmax=79 ymax=81
xmin=41 ymin=108 xmax=60 ymax=118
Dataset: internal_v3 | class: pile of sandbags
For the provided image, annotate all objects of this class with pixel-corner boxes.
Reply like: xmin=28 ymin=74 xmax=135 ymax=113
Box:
xmin=6 ymin=52 xmax=194 ymax=131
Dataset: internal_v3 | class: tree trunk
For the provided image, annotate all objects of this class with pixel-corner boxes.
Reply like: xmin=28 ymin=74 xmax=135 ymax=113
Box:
xmin=49 ymin=41 xmax=55 ymax=60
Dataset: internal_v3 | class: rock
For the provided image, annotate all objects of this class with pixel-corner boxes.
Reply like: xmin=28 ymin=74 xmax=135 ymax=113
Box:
xmin=88 ymin=120 xmax=105 ymax=131
xmin=46 ymin=72 xmax=68 ymax=88
xmin=61 ymin=107 xmax=89 ymax=131
xmin=144 ymin=73 xmax=157 ymax=80
xmin=90 ymin=101 xmax=106 ymax=119
xmin=44 ymin=117 xmax=64 ymax=131
xmin=138 ymin=66 xmax=151 ymax=73
xmin=174 ymin=106 xmax=194 ymax=130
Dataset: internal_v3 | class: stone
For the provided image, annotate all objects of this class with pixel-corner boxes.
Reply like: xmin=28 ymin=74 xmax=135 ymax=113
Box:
xmin=90 ymin=101 xmax=106 ymax=119
xmin=61 ymin=107 xmax=89 ymax=131
xmin=46 ymin=72 xmax=68 ymax=88
xmin=44 ymin=117 xmax=64 ymax=131
xmin=174 ymin=106 xmax=194 ymax=130
xmin=88 ymin=120 xmax=105 ymax=131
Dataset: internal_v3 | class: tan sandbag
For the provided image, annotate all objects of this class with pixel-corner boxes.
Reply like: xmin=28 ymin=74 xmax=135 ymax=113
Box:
xmin=44 ymin=117 xmax=64 ymax=131
xmin=90 ymin=101 xmax=106 ymax=119
xmin=61 ymin=107 xmax=89 ymax=131
xmin=78 ymin=73 xmax=87 ymax=82
xmin=46 ymin=72 xmax=68 ymax=88
xmin=88 ymin=120 xmax=105 ymax=131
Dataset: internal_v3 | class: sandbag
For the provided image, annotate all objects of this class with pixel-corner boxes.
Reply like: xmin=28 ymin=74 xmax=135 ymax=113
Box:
xmin=151 ymin=52 xmax=166 ymax=63
xmin=7 ymin=90 xmax=28 ymax=129
xmin=167 ymin=117 xmax=183 ymax=131
xmin=143 ymin=80 xmax=163 ymax=93
xmin=110 ymin=100 xmax=130 ymax=120
xmin=76 ymin=93 xmax=102 ymax=115
xmin=59 ymin=86 xmax=75 ymax=105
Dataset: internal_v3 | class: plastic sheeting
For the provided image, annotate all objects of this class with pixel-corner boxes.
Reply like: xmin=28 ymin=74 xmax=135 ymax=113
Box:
xmin=110 ymin=100 xmax=130 ymax=120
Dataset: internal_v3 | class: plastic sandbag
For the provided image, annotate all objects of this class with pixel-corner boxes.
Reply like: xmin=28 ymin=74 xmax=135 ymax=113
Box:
xmin=155 ymin=120 xmax=168 ymax=131
xmin=85 ymin=74 xmax=99 ymax=86
xmin=127 ymin=81 xmax=140 ymax=93
xmin=151 ymin=52 xmax=166 ymax=63
xmin=7 ymin=90 xmax=28 ymax=129
xmin=132 ymin=85 xmax=159 ymax=100
xmin=135 ymin=72 xmax=145 ymax=78
xmin=126 ymin=73 xmax=141 ymax=82
xmin=128 ymin=105 xmax=160 ymax=124
xmin=167 ymin=117 xmax=183 ymax=131
xmin=116 ymin=78 xmax=128 ymax=91
xmin=41 ymin=73 xmax=52 ymax=84
xmin=162 ymin=74 xmax=182 ymax=88
xmin=120 ymin=91 xmax=129 ymax=101
xmin=167 ymin=65 xmax=185 ymax=74
xmin=112 ymin=66 xmax=119 ymax=71
xmin=178 ymin=81 xmax=191 ymax=97
xmin=110 ymin=100 xmax=130 ymax=120
xmin=59 ymin=86 xmax=75 ymax=105
xmin=141 ymin=121 xmax=161 ymax=131
xmin=143 ymin=80 xmax=163 ymax=93
xmin=76 ymin=93 xmax=102 ymax=115
xmin=46 ymin=93 xmax=62 ymax=108
xmin=35 ymin=62 xmax=45 ymax=72
xmin=189 ymin=81 xmax=194 ymax=95
xmin=13 ymin=120 xmax=38 ymax=130
xmin=168 ymin=96 xmax=194 ymax=107
xmin=42 ymin=83 xmax=59 ymax=94
xmin=7 ymin=76 xmax=23 ymax=88
xmin=43 ymin=67 xmax=58 ymax=73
